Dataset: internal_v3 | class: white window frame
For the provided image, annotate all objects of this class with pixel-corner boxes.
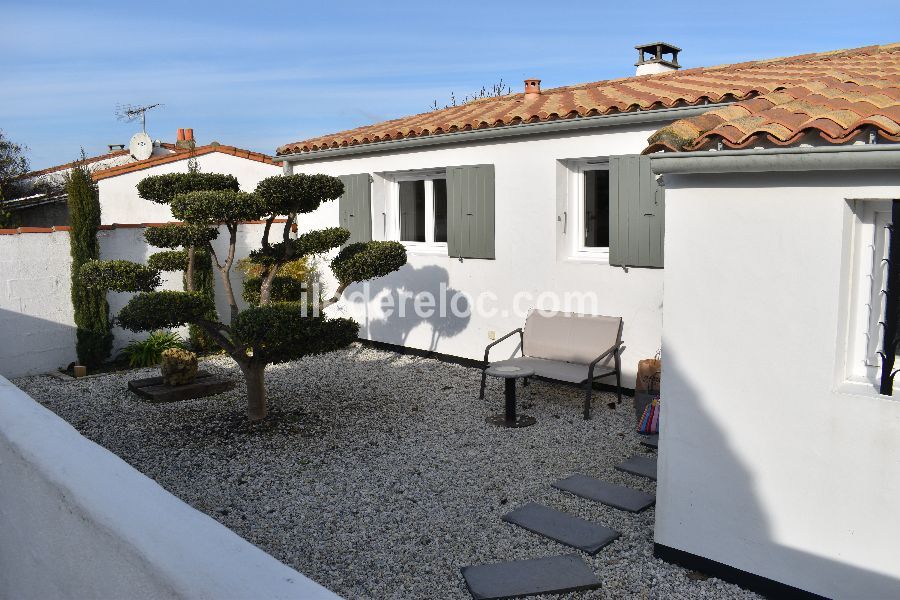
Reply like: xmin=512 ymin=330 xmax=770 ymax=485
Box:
xmin=844 ymin=199 xmax=894 ymax=389
xmin=566 ymin=159 xmax=610 ymax=262
xmin=384 ymin=169 xmax=448 ymax=254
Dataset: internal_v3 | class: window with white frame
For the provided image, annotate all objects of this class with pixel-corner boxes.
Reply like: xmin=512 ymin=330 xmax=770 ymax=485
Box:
xmin=846 ymin=199 xmax=895 ymax=389
xmin=565 ymin=160 xmax=611 ymax=259
xmin=391 ymin=171 xmax=448 ymax=249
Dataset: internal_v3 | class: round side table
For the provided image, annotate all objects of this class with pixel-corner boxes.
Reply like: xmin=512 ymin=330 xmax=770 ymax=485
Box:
xmin=484 ymin=364 xmax=536 ymax=428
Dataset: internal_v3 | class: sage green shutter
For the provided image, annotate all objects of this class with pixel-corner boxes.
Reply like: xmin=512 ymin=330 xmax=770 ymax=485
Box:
xmin=609 ymin=155 xmax=664 ymax=268
xmin=447 ymin=164 xmax=495 ymax=259
xmin=338 ymin=173 xmax=372 ymax=243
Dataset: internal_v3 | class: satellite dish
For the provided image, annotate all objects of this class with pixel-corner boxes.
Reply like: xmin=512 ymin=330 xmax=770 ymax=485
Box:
xmin=129 ymin=131 xmax=153 ymax=160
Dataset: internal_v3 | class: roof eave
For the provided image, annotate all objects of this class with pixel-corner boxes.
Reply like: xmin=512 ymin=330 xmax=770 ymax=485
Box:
xmin=275 ymin=104 xmax=721 ymax=163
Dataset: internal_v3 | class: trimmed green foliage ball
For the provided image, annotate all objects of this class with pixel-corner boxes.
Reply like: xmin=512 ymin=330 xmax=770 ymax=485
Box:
xmin=249 ymin=227 xmax=350 ymax=266
xmin=242 ymin=275 xmax=305 ymax=306
xmin=144 ymin=223 xmax=220 ymax=249
xmin=148 ymin=249 xmax=212 ymax=272
xmin=79 ymin=260 xmax=161 ymax=293
xmin=255 ymin=174 xmax=344 ymax=215
xmin=233 ymin=304 xmax=358 ymax=363
xmin=137 ymin=173 xmax=239 ymax=204
xmin=170 ymin=190 xmax=264 ymax=224
xmin=117 ymin=291 xmax=214 ymax=332
xmin=331 ymin=241 xmax=407 ymax=287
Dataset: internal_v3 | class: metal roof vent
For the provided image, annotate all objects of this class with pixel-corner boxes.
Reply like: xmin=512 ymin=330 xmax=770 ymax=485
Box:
xmin=635 ymin=42 xmax=681 ymax=75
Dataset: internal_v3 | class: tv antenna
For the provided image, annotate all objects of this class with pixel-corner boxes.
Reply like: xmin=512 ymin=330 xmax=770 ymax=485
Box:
xmin=115 ymin=103 xmax=162 ymax=132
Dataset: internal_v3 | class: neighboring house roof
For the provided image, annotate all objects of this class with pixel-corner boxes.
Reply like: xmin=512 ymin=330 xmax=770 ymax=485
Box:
xmin=21 ymin=143 xmax=184 ymax=180
xmin=91 ymin=145 xmax=278 ymax=181
xmin=276 ymin=42 xmax=900 ymax=156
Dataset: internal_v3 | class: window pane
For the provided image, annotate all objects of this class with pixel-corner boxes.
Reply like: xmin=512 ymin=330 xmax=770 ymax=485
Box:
xmin=399 ymin=180 xmax=426 ymax=242
xmin=584 ymin=170 xmax=610 ymax=248
xmin=433 ymin=179 xmax=448 ymax=243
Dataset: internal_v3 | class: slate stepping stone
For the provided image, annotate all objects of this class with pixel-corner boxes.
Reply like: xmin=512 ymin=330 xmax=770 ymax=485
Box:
xmin=552 ymin=474 xmax=655 ymax=513
xmin=640 ymin=434 xmax=659 ymax=449
xmin=502 ymin=502 xmax=620 ymax=555
xmin=461 ymin=553 xmax=601 ymax=599
xmin=615 ymin=454 xmax=657 ymax=480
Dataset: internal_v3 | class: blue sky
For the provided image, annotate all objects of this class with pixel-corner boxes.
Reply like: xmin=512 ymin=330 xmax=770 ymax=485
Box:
xmin=2 ymin=0 xmax=899 ymax=170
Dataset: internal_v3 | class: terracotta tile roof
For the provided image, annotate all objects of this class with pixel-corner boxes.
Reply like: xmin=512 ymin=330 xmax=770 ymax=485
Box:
xmin=645 ymin=44 xmax=900 ymax=152
xmin=277 ymin=43 xmax=900 ymax=156
xmin=22 ymin=149 xmax=132 ymax=179
xmin=92 ymin=145 xmax=278 ymax=181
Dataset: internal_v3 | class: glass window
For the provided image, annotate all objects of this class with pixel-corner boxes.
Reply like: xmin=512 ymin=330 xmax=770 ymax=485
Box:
xmin=584 ymin=169 xmax=610 ymax=248
xmin=399 ymin=180 xmax=426 ymax=242
xmin=433 ymin=179 xmax=448 ymax=243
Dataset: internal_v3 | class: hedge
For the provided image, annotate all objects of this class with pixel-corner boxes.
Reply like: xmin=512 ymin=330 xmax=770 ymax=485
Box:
xmin=331 ymin=241 xmax=407 ymax=287
xmin=232 ymin=304 xmax=358 ymax=363
xmin=79 ymin=260 xmax=161 ymax=293
xmin=254 ymin=173 xmax=344 ymax=215
xmin=170 ymin=190 xmax=264 ymax=224
xmin=144 ymin=223 xmax=220 ymax=248
xmin=148 ymin=249 xmax=212 ymax=272
xmin=116 ymin=291 xmax=215 ymax=332
xmin=137 ymin=173 xmax=239 ymax=204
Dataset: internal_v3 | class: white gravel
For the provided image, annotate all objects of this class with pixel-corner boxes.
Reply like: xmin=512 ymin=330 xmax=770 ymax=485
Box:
xmin=15 ymin=345 xmax=761 ymax=600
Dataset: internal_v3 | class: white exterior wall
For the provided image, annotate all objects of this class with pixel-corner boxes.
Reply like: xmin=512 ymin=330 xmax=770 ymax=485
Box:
xmin=656 ymin=169 xmax=900 ymax=598
xmin=0 ymin=375 xmax=340 ymax=600
xmin=289 ymin=123 xmax=669 ymax=382
xmin=97 ymin=152 xmax=280 ymax=224
xmin=0 ymin=231 xmax=76 ymax=377
xmin=0 ymin=223 xmax=269 ymax=377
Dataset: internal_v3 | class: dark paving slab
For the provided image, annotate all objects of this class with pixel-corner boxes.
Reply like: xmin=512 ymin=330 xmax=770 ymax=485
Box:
xmin=552 ymin=474 xmax=655 ymax=513
xmin=615 ymin=454 xmax=657 ymax=481
xmin=502 ymin=502 xmax=620 ymax=555
xmin=640 ymin=434 xmax=659 ymax=449
xmin=461 ymin=553 xmax=601 ymax=599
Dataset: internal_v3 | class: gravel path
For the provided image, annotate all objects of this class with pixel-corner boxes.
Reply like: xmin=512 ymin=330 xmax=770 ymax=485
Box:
xmin=15 ymin=345 xmax=760 ymax=600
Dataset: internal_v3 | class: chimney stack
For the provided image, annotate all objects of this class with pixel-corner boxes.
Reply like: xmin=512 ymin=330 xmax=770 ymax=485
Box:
xmin=524 ymin=78 xmax=541 ymax=98
xmin=176 ymin=128 xmax=195 ymax=150
xmin=108 ymin=143 xmax=125 ymax=152
xmin=635 ymin=42 xmax=681 ymax=75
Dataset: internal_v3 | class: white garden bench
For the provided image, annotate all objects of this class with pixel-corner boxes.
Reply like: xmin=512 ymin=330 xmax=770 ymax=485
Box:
xmin=480 ymin=310 xmax=624 ymax=419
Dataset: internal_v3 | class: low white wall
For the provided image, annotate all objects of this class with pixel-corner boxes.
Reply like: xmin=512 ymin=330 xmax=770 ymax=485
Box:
xmin=0 ymin=374 xmax=340 ymax=600
xmin=656 ymin=170 xmax=900 ymax=598
xmin=0 ymin=223 xmax=270 ymax=377
xmin=0 ymin=230 xmax=76 ymax=378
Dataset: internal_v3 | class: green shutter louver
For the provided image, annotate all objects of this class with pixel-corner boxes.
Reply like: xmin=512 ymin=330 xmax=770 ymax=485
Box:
xmin=447 ymin=164 xmax=495 ymax=259
xmin=338 ymin=173 xmax=373 ymax=244
xmin=609 ymin=155 xmax=664 ymax=268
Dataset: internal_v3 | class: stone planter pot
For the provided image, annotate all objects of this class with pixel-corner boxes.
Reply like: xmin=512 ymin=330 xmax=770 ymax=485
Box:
xmin=160 ymin=348 xmax=198 ymax=386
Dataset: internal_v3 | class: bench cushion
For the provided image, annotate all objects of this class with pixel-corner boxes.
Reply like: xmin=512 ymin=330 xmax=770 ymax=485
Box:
xmin=523 ymin=311 xmax=621 ymax=365
xmin=491 ymin=357 xmax=615 ymax=384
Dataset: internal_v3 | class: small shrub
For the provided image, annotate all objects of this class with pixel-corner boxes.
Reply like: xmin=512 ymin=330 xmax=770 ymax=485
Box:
xmin=80 ymin=260 xmax=161 ymax=292
xmin=122 ymin=330 xmax=185 ymax=367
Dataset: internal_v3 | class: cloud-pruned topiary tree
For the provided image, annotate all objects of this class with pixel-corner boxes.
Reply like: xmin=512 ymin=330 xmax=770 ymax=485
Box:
xmin=81 ymin=172 xmax=407 ymax=421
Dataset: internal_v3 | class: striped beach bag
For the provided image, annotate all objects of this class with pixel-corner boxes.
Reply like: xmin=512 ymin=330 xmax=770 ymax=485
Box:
xmin=638 ymin=396 xmax=660 ymax=434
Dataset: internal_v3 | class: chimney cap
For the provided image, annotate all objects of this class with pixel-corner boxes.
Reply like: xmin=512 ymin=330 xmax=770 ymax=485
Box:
xmin=524 ymin=78 xmax=542 ymax=96
xmin=635 ymin=42 xmax=681 ymax=69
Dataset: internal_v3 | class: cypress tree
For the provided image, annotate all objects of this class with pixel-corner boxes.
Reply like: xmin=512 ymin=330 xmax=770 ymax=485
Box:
xmin=67 ymin=156 xmax=112 ymax=367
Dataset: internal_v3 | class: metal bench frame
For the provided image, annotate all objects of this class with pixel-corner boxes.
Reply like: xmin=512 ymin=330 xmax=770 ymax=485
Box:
xmin=479 ymin=322 xmax=623 ymax=420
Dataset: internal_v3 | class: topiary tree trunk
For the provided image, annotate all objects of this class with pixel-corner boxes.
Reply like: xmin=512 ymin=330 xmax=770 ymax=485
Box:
xmin=80 ymin=173 xmax=407 ymax=421
xmin=67 ymin=156 xmax=112 ymax=367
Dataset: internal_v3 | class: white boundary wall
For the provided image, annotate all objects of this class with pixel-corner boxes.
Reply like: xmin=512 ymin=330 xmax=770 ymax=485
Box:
xmin=0 ymin=374 xmax=340 ymax=600
xmin=656 ymin=170 xmax=900 ymax=598
xmin=0 ymin=223 xmax=268 ymax=378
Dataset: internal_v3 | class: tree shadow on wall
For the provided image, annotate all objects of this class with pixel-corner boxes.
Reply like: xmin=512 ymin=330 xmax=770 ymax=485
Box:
xmin=342 ymin=264 xmax=471 ymax=352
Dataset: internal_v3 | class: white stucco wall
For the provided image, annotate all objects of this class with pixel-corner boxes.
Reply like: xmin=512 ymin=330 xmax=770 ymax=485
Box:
xmin=0 ymin=374 xmax=340 ymax=600
xmin=0 ymin=223 xmax=270 ymax=377
xmin=655 ymin=169 xmax=900 ymax=598
xmin=97 ymin=152 xmax=280 ymax=224
xmin=288 ymin=123 xmax=670 ymax=382
xmin=0 ymin=230 xmax=76 ymax=378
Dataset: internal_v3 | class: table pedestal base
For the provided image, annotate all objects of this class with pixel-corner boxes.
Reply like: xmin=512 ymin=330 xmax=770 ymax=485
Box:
xmin=486 ymin=414 xmax=537 ymax=428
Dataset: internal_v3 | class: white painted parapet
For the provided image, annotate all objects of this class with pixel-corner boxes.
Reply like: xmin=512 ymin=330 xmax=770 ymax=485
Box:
xmin=0 ymin=375 xmax=341 ymax=600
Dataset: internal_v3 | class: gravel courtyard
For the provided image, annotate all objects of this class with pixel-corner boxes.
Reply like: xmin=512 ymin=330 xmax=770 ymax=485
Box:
xmin=15 ymin=345 xmax=760 ymax=600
